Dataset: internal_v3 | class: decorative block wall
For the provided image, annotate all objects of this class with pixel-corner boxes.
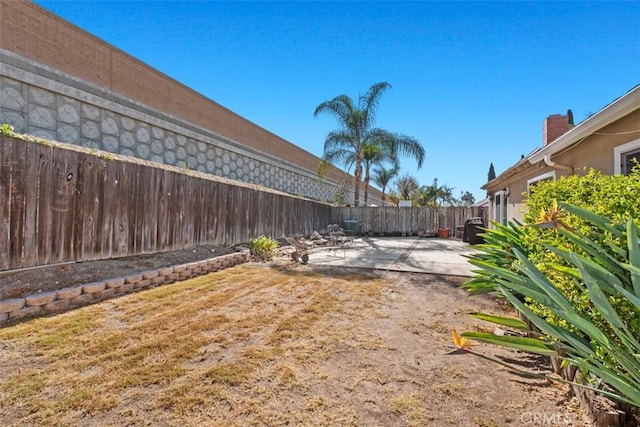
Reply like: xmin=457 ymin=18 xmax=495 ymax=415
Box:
xmin=1 ymin=50 xmax=369 ymax=204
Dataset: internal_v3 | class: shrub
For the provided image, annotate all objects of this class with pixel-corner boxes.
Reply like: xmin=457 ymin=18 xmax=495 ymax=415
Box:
xmin=463 ymin=204 xmax=640 ymax=407
xmin=520 ymin=169 xmax=640 ymax=353
xmin=248 ymin=236 xmax=279 ymax=261
xmin=523 ymin=168 xmax=640 ymax=226
xmin=465 ymin=169 xmax=640 ymax=354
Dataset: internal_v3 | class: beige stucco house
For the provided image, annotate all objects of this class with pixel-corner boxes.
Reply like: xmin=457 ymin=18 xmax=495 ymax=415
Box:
xmin=484 ymin=85 xmax=640 ymax=225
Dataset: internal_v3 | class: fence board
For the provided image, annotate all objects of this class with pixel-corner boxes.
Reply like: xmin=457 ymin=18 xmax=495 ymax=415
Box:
xmin=50 ymin=149 xmax=78 ymax=264
xmin=268 ymin=192 xmax=279 ymax=239
xmin=206 ymin=183 xmax=218 ymax=242
xmin=192 ymin=180 xmax=204 ymax=244
xmin=223 ymin=184 xmax=234 ymax=245
xmin=131 ymin=164 xmax=144 ymax=254
xmin=74 ymin=154 xmax=95 ymax=261
xmin=181 ymin=173 xmax=194 ymax=248
xmin=171 ymin=172 xmax=185 ymax=248
xmin=140 ymin=166 xmax=159 ymax=253
xmin=113 ymin=161 xmax=131 ymax=258
xmin=212 ymin=181 xmax=225 ymax=244
xmin=204 ymin=181 xmax=215 ymax=242
xmin=0 ymin=138 xmax=11 ymax=270
xmin=90 ymin=159 xmax=108 ymax=260
xmin=197 ymin=179 xmax=207 ymax=243
xmin=156 ymin=169 xmax=170 ymax=251
xmin=36 ymin=143 xmax=53 ymax=266
xmin=20 ymin=143 xmax=39 ymax=267
xmin=99 ymin=159 xmax=117 ymax=258
xmin=9 ymin=139 xmax=25 ymax=268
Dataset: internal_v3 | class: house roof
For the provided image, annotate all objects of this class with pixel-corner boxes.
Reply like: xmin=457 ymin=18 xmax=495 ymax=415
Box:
xmin=481 ymin=153 xmax=535 ymax=190
xmin=483 ymin=84 xmax=640 ymax=190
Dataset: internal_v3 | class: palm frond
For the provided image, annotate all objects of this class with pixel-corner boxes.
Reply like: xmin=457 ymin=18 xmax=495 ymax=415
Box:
xmin=320 ymin=147 xmax=354 ymax=168
xmin=368 ymin=128 xmax=424 ymax=169
xmin=324 ymin=130 xmax=355 ymax=152
xmin=393 ymin=134 xmax=425 ymax=169
xmin=313 ymin=95 xmax=355 ymax=128
xmin=360 ymin=81 xmax=391 ymax=130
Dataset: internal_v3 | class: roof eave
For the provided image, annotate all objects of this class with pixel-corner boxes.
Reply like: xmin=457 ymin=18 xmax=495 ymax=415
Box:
xmin=482 ymin=159 xmax=530 ymax=190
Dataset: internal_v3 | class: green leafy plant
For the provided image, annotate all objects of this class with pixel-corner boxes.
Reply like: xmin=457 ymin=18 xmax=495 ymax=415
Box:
xmin=466 ymin=170 xmax=640 ymax=356
xmin=1 ymin=123 xmax=51 ymax=146
xmin=461 ymin=203 xmax=640 ymax=407
xmin=248 ymin=236 xmax=279 ymax=261
xmin=462 ymin=219 xmax=530 ymax=296
xmin=521 ymin=170 xmax=640 ymax=358
xmin=1 ymin=123 xmax=16 ymax=136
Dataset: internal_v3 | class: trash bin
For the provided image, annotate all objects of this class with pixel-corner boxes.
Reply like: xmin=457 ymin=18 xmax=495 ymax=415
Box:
xmin=464 ymin=217 xmax=485 ymax=245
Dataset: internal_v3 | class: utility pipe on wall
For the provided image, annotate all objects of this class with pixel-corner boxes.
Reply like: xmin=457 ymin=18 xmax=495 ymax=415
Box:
xmin=543 ymin=155 xmax=573 ymax=172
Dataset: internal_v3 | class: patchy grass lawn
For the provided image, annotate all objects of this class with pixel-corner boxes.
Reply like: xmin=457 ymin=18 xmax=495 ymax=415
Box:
xmin=0 ymin=264 xmax=587 ymax=426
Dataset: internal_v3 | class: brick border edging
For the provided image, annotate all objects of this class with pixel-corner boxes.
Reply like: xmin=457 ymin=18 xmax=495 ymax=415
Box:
xmin=0 ymin=251 xmax=250 ymax=326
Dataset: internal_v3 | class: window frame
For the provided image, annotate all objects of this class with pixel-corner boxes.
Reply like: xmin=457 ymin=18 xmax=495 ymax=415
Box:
xmin=614 ymin=138 xmax=640 ymax=175
xmin=527 ymin=170 xmax=556 ymax=194
xmin=493 ymin=190 xmax=508 ymax=225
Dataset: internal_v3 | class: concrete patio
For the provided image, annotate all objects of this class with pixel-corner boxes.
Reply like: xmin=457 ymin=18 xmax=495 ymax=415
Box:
xmin=306 ymin=237 xmax=480 ymax=277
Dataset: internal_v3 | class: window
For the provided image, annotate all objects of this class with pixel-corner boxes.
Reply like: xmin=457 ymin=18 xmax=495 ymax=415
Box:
xmin=623 ymin=150 xmax=640 ymax=174
xmin=614 ymin=138 xmax=640 ymax=175
xmin=493 ymin=191 xmax=508 ymax=225
xmin=527 ymin=171 xmax=556 ymax=194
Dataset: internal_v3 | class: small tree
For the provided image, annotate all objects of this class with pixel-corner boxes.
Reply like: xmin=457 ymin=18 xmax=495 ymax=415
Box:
xmin=395 ymin=175 xmax=419 ymax=201
xmin=417 ymin=178 xmax=455 ymax=207
xmin=458 ymin=191 xmax=475 ymax=206
xmin=487 ymin=163 xmax=496 ymax=182
xmin=567 ymin=109 xmax=575 ymax=127
xmin=487 ymin=163 xmax=496 ymax=197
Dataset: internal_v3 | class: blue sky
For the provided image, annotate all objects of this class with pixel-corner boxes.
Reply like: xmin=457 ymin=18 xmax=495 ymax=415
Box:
xmin=35 ymin=1 xmax=640 ymax=202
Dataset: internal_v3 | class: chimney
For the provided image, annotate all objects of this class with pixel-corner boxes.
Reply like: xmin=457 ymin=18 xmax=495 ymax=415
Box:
xmin=543 ymin=114 xmax=570 ymax=146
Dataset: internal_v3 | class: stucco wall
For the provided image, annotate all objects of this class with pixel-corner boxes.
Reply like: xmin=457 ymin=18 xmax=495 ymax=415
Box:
xmin=0 ymin=1 xmax=382 ymax=205
xmin=501 ymin=109 xmax=640 ymax=206
xmin=486 ymin=107 xmax=640 ymax=223
xmin=553 ymin=110 xmax=640 ymax=175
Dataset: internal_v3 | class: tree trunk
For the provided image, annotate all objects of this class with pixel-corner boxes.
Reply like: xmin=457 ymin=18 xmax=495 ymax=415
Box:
xmin=363 ymin=173 xmax=370 ymax=205
xmin=354 ymin=162 xmax=362 ymax=207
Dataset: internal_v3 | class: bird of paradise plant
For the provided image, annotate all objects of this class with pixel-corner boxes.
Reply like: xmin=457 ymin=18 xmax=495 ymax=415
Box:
xmin=459 ymin=203 xmax=640 ymax=408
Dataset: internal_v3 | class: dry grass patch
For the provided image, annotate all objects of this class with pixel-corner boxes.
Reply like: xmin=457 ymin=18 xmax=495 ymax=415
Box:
xmin=0 ymin=264 xmax=588 ymax=426
xmin=391 ymin=393 xmax=433 ymax=426
xmin=0 ymin=265 xmax=384 ymax=426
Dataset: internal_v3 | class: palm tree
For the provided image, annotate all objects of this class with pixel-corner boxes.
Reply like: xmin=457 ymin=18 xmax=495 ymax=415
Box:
xmin=372 ymin=165 xmax=399 ymax=207
xmin=362 ymin=130 xmax=423 ymax=205
xmin=314 ymin=82 xmax=424 ymax=207
xmin=362 ymin=137 xmax=400 ymax=206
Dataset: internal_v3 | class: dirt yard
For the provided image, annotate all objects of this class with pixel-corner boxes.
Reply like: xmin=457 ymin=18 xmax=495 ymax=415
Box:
xmin=0 ymin=262 xmax=588 ymax=426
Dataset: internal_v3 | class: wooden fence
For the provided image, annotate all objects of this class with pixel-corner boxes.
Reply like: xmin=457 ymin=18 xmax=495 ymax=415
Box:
xmin=0 ymin=135 xmax=489 ymax=271
xmin=0 ymin=135 xmax=332 ymax=271
xmin=332 ymin=206 xmax=487 ymax=236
